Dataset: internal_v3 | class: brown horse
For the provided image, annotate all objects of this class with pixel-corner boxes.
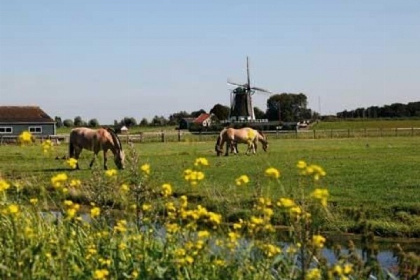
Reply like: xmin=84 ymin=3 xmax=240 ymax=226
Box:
xmin=69 ymin=127 xmax=125 ymax=170
xmin=215 ymin=127 xmax=268 ymax=156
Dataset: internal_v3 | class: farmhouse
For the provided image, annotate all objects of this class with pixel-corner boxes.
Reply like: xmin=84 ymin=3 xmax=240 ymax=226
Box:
xmin=0 ymin=106 xmax=56 ymax=137
xmin=193 ymin=113 xmax=213 ymax=127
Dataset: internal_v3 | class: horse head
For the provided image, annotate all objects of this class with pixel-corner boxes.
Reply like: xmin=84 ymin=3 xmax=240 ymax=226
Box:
xmin=107 ymin=128 xmax=125 ymax=169
xmin=258 ymin=131 xmax=269 ymax=152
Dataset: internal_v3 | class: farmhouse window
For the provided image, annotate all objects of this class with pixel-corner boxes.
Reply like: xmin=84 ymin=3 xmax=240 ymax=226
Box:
xmin=0 ymin=127 xmax=13 ymax=134
xmin=29 ymin=126 xmax=42 ymax=134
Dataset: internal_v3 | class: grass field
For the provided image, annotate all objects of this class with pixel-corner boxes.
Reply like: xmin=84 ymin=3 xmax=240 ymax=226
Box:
xmin=311 ymin=119 xmax=420 ymax=130
xmin=1 ymin=136 xmax=419 ymax=238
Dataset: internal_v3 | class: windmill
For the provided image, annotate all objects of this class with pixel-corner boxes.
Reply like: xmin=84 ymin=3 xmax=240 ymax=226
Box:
xmin=227 ymin=57 xmax=273 ymax=121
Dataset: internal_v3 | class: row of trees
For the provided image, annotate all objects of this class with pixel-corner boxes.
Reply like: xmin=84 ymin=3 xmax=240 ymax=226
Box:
xmin=336 ymin=101 xmax=420 ymax=119
xmin=54 ymin=93 xmax=318 ymax=128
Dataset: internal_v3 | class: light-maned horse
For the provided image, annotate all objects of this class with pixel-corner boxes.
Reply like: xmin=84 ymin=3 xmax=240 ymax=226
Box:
xmin=215 ymin=127 xmax=268 ymax=156
xmin=69 ymin=127 xmax=125 ymax=170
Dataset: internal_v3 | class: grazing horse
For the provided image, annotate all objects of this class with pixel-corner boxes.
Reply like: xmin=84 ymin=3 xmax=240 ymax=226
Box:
xmin=69 ymin=127 xmax=125 ymax=170
xmin=215 ymin=127 xmax=268 ymax=156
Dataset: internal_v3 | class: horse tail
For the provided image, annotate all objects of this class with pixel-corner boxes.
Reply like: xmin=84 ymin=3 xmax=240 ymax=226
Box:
xmin=215 ymin=135 xmax=223 ymax=155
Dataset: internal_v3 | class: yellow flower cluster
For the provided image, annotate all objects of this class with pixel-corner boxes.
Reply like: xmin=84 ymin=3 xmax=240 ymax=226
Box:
xmin=0 ymin=179 xmax=10 ymax=192
xmin=306 ymin=268 xmax=321 ymax=280
xmin=161 ymin=183 xmax=173 ymax=197
xmin=330 ymin=263 xmax=353 ymax=278
xmin=90 ymin=207 xmax=101 ymax=218
xmin=260 ymin=243 xmax=282 ymax=258
xmin=66 ymin=158 xmax=78 ymax=169
xmin=18 ymin=131 xmax=33 ymax=145
xmin=297 ymin=160 xmax=326 ymax=181
xmin=140 ymin=163 xmax=150 ymax=176
xmin=70 ymin=179 xmax=81 ymax=188
xmin=105 ymin=169 xmax=118 ymax=177
xmin=114 ymin=219 xmax=127 ymax=233
xmin=310 ymin=188 xmax=329 ymax=207
xmin=194 ymin=157 xmax=209 ymax=166
xmin=235 ymin=175 xmax=250 ymax=186
xmin=93 ymin=269 xmax=109 ymax=279
xmin=265 ymin=167 xmax=280 ymax=179
xmin=1 ymin=204 xmax=20 ymax=215
xmin=312 ymin=234 xmax=326 ymax=249
xmin=184 ymin=169 xmax=205 ymax=186
xmin=41 ymin=139 xmax=53 ymax=154
xmin=51 ymin=173 xmax=68 ymax=189
xmin=63 ymin=200 xmax=80 ymax=219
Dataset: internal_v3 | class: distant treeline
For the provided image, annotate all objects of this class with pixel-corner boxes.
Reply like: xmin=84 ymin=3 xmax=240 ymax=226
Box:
xmin=336 ymin=101 xmax=420 ymax=119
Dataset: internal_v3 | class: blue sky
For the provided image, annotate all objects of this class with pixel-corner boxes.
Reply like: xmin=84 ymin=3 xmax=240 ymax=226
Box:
xmin=1 ymin=0 xmax=419 ymax=124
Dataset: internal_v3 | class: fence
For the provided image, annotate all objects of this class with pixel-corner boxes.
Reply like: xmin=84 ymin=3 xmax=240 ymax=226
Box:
xmin=1 ymin=128 xmax=420 ymax=145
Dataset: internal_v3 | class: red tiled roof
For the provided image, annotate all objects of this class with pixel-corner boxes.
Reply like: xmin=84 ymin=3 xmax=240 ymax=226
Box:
xmin=194 ymin=113 xmax=211 ymax=124
xmin=0 ymin=106 xmax=55 ymax=123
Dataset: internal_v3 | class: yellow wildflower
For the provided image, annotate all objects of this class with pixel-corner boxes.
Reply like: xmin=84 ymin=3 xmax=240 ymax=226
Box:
xmin=194 ymin=157 xmax=209 ymax=166
xmin=8 ymin=204 xmax=19 ymax=214
xmin=262 ymin=243 xmax=281 ymax=257
xmin=0 ymin=179 xmax=11 ymax=192
xmin=312 ymin=234 xmax=326 ymax=249
xmin=235 ymin=175 xmax=250 ymax=186
xmin=310 ymin=188 xmax=329 ymax=207
xmin=90 ymin=207 xmax=101 ymax=218
xmin=114 ymin=220 xmax=127 ymax=233
xmin=66 ymin=158 xmax=78 ymax=169
xmin=29 ymin=198 xmax=38 ymax=205
xmin=105 ymin=169 xmax=117 ymax=177
xmin=42 ymin=140 xmax=53 ymax=153
xmin=180 ymin=195 xmax=188 ymax=208
xmin=197 ymin=230 xmax=210 ymax=239
xmin=120 ymin=183 xmax=129 ymax=192
xmin=69 ymin=179 xmax=81 ymax=188
xmin=93 ymin=269 xmax=109 ymax=279
xmin=18 ymin=131 xmax=33 ymax=145
xmin=51 ymin=173 xmax=68 ymax=188
xmin=296 ymin=160 xmax=307 ymax=169
xmin=265 ymin=167 xmax=280 ymax=179
xmin=277 ymin=197 xmax=296 ymax=208
xmin=140 ymin=163 xmax=150 ymax=175
xmin=142 ymin=203 xmax=152 ymax=212
xmin=161 ymin=183 xmax=173 ymax=197
xmin=343 ymin=263 xmax=353 ymax=275
xmin=306 ymin=268 xmax=322 ymax=280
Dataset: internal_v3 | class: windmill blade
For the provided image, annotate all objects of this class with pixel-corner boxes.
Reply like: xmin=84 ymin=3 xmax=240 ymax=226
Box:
xmin=246 ymin=56 xmax=251 ymax=90
xmin=227 ymin=80 xmax=247 ymax=88
xmin=251 ymin=86 xmax=273 ymax=94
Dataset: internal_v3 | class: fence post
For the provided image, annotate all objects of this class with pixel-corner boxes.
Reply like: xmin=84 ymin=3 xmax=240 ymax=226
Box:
xmin=161 ymin=131 xmax=165 ymax=142
xmin=313 ymin=130 xmax=316 ymax=139
xmin=178 ymin=130 xmax=182 ymax=142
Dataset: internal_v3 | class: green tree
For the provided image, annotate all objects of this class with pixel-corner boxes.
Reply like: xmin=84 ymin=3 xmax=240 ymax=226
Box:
xmin=54 ymin=116 xmax=63 ymax=128
xmin=139 ymin=118 xmax=149 ymax=126
xmin=88 ymin=118 xmax=100 ymax=127
xmin=63 ymin=119 xmax=74 ymax=127
xmin=191 ymin=109 xmax=206 ymax=118
xmin=74 ymin=116 xmax=86 ymax=127
xmin=253 ymin=106 xmax=266 ymax=120
xmin=266 ymin=93 xmax=309 ymax=122
xmin=168 ymin=111 xmax=191 ymax=125
xmin=210 ymin=104 xmax=230 ymax=121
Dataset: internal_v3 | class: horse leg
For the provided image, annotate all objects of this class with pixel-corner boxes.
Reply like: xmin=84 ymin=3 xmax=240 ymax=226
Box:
xmin=89 ymin=153 xmax=97 ymax=169
xmin=74 ymin=148 xmax=82 ymax=170
xmin=224 ymin=140 xmax=230 ymax=156
xmin=102 ymin=150 xmax=108 ymax=170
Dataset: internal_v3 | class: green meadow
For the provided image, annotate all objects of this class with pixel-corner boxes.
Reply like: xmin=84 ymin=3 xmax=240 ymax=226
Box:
xmin=1 ymin=136 xmax=419 ymax=237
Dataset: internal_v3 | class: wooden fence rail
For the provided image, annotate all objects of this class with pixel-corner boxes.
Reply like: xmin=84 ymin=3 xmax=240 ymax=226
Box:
xmin=1 ymin=128 xmax=420 ymax=145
